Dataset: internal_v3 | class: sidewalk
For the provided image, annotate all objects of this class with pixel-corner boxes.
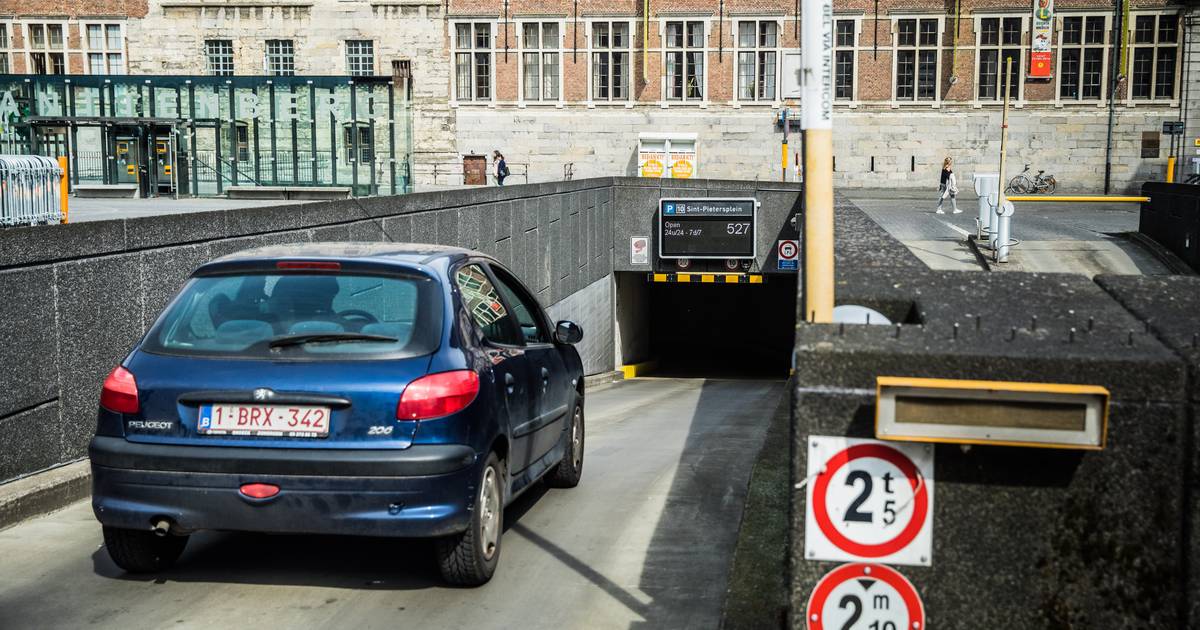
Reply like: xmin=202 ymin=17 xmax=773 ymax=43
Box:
xmin=64 ymin=197 xmax=306 ymax=223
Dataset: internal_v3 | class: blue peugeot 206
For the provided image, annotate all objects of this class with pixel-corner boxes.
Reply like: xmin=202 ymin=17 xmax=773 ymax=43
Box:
xmin=89 ymin=243 xmax=586 ymax=585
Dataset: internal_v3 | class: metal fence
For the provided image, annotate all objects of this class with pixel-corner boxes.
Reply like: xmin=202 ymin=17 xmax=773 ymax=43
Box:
xmin=0 ymin=155 xmax=62 ymax=226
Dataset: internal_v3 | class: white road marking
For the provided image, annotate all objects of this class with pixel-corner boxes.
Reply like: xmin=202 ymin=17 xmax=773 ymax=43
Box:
xmin=936 ymin=218 xmax=971 ymax=238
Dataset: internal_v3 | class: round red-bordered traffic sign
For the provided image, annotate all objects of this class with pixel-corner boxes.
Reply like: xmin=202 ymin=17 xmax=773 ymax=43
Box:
xmin=779 ymin=240 xmax=798 ymax=259
xmin=811 ymin=443 xmax=928 ymax=558
xmin=806 ymin=563 xmax=925 ymax=630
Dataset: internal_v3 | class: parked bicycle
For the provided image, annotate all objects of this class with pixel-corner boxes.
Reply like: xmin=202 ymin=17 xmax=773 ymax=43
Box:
xmin=1006 ymin=164 xmax=1057 ymax=194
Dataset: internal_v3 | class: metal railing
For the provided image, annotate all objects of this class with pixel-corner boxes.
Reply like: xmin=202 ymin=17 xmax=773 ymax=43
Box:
xmin=0 ymin=155 xmax=62 ymax=226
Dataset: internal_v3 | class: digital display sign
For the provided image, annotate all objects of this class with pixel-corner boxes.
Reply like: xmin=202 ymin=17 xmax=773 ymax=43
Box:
xmin=658 ymin=198 xmax=757 ymax=259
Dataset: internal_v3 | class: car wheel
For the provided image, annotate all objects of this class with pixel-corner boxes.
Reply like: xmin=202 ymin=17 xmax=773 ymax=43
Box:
xmin=102 ymin=525 xmax=188 ymax=573
xmin=436 ymin=452 xmax=504 ymax=586
xmin=545 ymin=401 xmax=584 ymax=489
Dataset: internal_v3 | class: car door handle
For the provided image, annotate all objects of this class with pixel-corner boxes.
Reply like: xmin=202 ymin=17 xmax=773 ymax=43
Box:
xmin=505 ymin=372 xmax=515 ymax=395
xmin=541 ymin=367 xmax=550 ymax=382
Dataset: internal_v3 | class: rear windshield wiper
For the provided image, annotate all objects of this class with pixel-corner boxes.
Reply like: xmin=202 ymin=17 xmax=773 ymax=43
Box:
xmin=267 ymin=333 xmax=399 ymax=349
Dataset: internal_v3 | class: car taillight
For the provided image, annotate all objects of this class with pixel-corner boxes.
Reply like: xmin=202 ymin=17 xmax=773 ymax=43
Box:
xmin=397 ymin=370 xmax=480 ymax=420
xmin=100 ymin=366 xmax=139 ymax=414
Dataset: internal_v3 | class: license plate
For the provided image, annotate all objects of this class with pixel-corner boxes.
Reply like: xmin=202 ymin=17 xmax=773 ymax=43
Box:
xmin=198 ymin=404 xmax=330 ymax=437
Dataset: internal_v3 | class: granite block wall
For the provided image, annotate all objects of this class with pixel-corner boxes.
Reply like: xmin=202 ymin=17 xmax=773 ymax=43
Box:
xmin=788 ymin=197 xmax=1200 ymax=629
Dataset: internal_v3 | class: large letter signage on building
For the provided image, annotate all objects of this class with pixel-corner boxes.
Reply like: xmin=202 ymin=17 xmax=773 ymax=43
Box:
xmin=1030 ymin=0 xmax=1054 ymax=78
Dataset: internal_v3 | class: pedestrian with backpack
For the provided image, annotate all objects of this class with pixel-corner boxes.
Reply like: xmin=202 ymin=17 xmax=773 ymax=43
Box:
xmin=936 ymin=156 xmax=961 ymax=214
xmin=494 ymin=150 xmax=509 ymax=186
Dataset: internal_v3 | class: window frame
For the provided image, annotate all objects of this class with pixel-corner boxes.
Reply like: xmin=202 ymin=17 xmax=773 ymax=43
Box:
xmin=205 ymin=39 xmax=235 ymax=76
xmin=264 ymin=39 xmax=296 ymax=77
xmin=21 ymin=20 xmax=69 ymax=76
xmin=518 ymin=20 xmax=564 ymax=106
xmin=345 ymin=39 xmax=375 ymax=77
xmin=1054 ymin=13 xmax=1109 ymax=105
xmin=1126 ymin=10 xmax=1181 ymax=104
xmin=661 ymin=18 xmax=709 ymax=105
xmin=81 ymin=21 xmax=125 ymax=76
xmin=891 ymin=15 xmax=943 ymax=105
xmin=450 ymin=20 xmax=496 ymax=105
xmin=733 ymin=18 xmax=783 ymax=105
xmin=972 ymin=14 xmax=1027 ymax=106
xmin=833 ymin=17 xmax=861 ymax=104
xmin=587 ymin=19 xmax=635 ymax=106
xmin=0 ymin=23 xmax=10 ymax=74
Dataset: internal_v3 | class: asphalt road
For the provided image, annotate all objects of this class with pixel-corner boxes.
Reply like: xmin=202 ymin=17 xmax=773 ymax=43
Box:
xmin=0 ymin=377 xmax=783 ymax=630
xmin=847 ymin=190 xmax=1171 ymax=275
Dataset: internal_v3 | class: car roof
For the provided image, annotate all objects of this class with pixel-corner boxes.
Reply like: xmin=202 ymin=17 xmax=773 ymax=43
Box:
xmin=203 ymin=242 xmax=486 ymax=268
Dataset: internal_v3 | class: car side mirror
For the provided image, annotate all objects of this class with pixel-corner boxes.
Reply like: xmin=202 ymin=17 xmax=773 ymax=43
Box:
xmin=555 ymin=320 xmax=583 ymax=345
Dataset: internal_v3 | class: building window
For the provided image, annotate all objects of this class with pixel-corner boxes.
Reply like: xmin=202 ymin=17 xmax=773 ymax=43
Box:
xmin=346 ymin=40 xmax=374 ymax=76
xmin=835 ymin=19 xmax=856 ymax=100
xmin=343 ymin=124 xmax=373 ymax=163
xmin=894 ymin=18 xmax=939 ymax=101
xmin=265 ymin=39 xmax=295 ymax=76
xmin=0 ymin=24 xmax=11 ymax=74
xmin=27 ymin=23 xmax=66 ymax=75
xmin=1058 ymin=15 xmax=1106 ymax=101
xmin=521 ymin=22 xmax=561 ymax=102
xmin=735 ymin=20 xmax=779 ymax=102
xmin=205 ymin=40 xmax=234 ymax=76
xmin=665 ymin=21 xmax=704 ymax=101
xmin=84 ymin=23 xmax=124 ymax=75
xmin=1131 ymin=13 xmax=1179 ymax=100
xmin=453 ymin=23 xmax=492 ymax=101
xmin=976 ymin=17 xmax=1023 ymax=101
xmin=591 ymin=21 xmax=630 ymax=102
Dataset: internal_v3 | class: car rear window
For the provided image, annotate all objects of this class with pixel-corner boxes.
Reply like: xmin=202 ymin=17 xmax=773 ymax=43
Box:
xmin=142 ymin=272 xmax=443 ymax=360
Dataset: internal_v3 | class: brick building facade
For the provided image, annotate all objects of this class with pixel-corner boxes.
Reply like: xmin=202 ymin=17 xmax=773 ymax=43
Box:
xmin=0 ymin=0 xmax=1196 ymax=192
xmin=0 ymin=1 xmax=145 ymax=74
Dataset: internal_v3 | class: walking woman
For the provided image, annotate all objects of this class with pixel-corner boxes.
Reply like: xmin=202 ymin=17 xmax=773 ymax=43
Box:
xmin=494 ymin=150 xmax=509 ymax=186
xmin=936 ymin=157 xmax=960 ymax=214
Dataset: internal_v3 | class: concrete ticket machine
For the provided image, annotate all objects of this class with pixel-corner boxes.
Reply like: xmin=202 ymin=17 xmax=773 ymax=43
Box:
xmin=638 ymin=132 xmax=697 ymax=179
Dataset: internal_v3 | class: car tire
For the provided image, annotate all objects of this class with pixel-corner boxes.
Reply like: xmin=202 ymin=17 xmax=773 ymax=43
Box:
xmin=102 ymin=525 xmax=188 ymax=573
xmin=545 ymin=401 xmax=584 ymax=489
xmin=436 ymin=452 xmax=504 ymax=586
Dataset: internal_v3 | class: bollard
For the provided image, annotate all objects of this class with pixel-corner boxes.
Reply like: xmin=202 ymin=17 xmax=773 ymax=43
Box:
xmin=987 ymin=192 xmax=1001 ymax=249
xmin=994 ymin=199 xmax=1015 ymax=263
xmin=973 ymin=173 xmax=999 ymax=239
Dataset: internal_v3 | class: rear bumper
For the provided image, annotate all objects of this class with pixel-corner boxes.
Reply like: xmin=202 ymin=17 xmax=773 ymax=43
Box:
xmin=89 ymin=437 xmax=480 ymax=538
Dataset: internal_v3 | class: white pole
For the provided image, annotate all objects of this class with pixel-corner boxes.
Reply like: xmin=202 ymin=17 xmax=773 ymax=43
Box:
xmin=801 ymin=0 xmax=834 ymax=323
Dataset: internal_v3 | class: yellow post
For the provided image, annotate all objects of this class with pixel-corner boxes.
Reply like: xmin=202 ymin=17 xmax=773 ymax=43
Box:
xmin=57 ymin=155 xmax=69 ymax=224
xmin=802 ymin=0 xmax=835 ymax=323
xmin=1167 ymin=156 xmax=1176 ymax=183
xmin=782 ymin=141 xmax=789 ymax=182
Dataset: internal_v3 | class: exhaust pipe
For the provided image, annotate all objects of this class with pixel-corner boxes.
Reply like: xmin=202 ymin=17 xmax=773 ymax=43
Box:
xmin=151 ymin=518 xmax=172 ymax=537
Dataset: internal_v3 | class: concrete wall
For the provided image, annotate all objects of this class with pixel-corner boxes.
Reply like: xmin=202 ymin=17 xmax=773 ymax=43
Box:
xmin=0 ymin=178 xmax=619 ymax=484
xmin=459 ymin=106 xmax=1176 ymax=193
xmin=788 ymin=198 xmax=1200 ymax=628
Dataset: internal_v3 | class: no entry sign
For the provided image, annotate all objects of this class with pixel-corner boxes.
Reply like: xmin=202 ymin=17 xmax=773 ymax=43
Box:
xmin=804 ymin=437 xmax=934 ymax=566
xmin=806 ymin=563 xmax=925 ymax=630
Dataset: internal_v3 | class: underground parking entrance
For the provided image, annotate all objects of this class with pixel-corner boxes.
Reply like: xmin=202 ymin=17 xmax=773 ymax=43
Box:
xmin=615 ymin=271 xmax=799 ymax=378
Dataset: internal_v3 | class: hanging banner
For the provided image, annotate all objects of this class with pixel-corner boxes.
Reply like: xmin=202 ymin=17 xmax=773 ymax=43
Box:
xmin=1030 ymin=0 xmax=1054 ymax=78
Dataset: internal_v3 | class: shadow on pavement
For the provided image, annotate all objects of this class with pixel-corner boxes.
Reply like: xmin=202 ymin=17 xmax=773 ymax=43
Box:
xmin=92 ymin=481 xmax=559 ymax=590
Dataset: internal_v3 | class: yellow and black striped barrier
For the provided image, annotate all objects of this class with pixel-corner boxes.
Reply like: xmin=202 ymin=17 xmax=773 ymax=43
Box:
xmin=649 ymin=273 xmax=765 ymax=284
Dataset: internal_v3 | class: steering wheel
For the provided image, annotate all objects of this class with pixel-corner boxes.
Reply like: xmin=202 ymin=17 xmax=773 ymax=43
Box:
xmin=337 ymin=309 xmax=379 ymax=330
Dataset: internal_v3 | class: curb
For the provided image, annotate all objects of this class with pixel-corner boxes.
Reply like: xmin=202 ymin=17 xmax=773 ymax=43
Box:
xmin=0 ymin=460 xmax=90 ymax=531
xmin=966 ymin=234 xmax=993 ymax=271
xmin=584 ymin=370 xmax=624 ymax=394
